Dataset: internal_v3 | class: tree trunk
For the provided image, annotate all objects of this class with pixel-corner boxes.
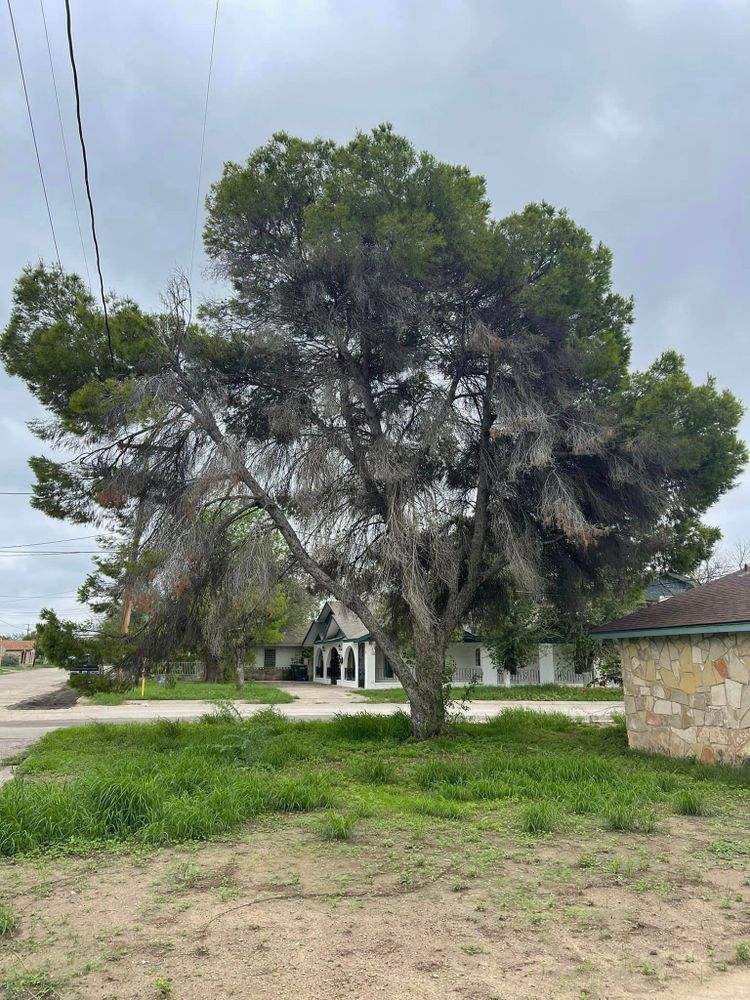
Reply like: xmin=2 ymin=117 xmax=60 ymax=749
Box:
xmin=203 ymin=649 xmax=224 ymax=683
xmin=235 ymin=650 xmax=246 ymax=688
xmin=403 ymin=637 xmax=448 ymax=739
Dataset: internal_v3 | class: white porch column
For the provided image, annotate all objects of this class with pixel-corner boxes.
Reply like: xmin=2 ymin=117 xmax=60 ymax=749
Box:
xmin=538 ymin=643 xmax=555 ymax=685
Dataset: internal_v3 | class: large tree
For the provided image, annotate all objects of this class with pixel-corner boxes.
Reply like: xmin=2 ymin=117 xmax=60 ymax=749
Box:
xmin=2 ymin=127 xmax=746 ymax=736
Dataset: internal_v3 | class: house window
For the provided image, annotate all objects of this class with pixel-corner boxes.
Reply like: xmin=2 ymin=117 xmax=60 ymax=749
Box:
xmin=475 ymin=648 xmax=481 ymax=668
xmin=264 ymin=648 xmax=276 ymax=670
xmin=345 ymin=648 xmax=356 ymax=681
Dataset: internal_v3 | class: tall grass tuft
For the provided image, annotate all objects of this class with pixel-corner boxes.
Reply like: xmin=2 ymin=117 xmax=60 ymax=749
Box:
xmin=673 ymin=787 xmax=708 ymax=816
xmin=319 ymin=812 xmax=355 ymax=841
xmin=603 ymin=801 xmax=658 ymax=834
xmin=518 ymin=800 xmax=560 ymax=835
xmin=0 ymin=902 xmax=17 ymax=936
xmin=349 ymin=756 xmax=397 ymax=785
xmin=328 ymin=711 xmax=411 ymax=742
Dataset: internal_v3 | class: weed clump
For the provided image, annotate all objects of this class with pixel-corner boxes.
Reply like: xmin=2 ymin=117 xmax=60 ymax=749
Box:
xmin=673 ymin=787 xmax=708 ymax=816
xmin=518 ymin=801 xmax=560 ymax=835
xmin=319 ymin=812 xmax=355 ymax=841
xmin=0 ymin=901 xmax=17 ymax=936
xmin=603 ymin=801 xmax=658 ymax=834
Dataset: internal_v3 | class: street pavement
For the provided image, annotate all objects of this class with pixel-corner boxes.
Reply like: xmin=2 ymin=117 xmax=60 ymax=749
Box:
xmin=0 ymin=667 xmax=623 ymax=785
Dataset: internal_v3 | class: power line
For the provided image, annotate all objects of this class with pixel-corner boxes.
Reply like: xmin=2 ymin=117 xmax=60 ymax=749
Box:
xmin=39 ymin=0 xmax=92 ymax=288
xmin=189 ymin=0 xmax=220 ymax=291
xmin=0 ymin=550 xmax=102 ymax=555
xmin=63 ymin=0 xmax=114 ymax=366
xmin=0 ymin=492 xmax=34 ymax=496
xmin=0 ymin=592 xmax=77 ymax=600
xmin=6 ymin=0 xmax=62 ymax=268
xmin=0 ymin=534 xmax=98 ymax=550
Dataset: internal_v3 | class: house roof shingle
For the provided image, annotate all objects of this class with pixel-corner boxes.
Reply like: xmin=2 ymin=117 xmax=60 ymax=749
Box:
xmin=592 ymin=569 xmax=750 ymax=638
xmin=0 ymin=639 xmax=36 ymax=650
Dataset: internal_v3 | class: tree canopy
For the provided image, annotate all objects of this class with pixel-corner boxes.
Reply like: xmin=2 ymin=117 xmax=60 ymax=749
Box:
xmin=2 ymin=125 xmax=746 ymax=735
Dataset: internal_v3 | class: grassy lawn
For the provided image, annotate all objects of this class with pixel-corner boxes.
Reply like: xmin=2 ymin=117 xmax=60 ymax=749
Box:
xmin=357 ymin=682 xmax=624 ymax=702
xmin=2 ymin=710 xmax=750 ymax=998
xmin=86 ymin=679 xmax=295 ymax=705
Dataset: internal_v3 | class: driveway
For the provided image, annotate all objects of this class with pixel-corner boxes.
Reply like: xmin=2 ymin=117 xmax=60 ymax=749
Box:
xmin=0 ymin=666 xmax=68 ymax=710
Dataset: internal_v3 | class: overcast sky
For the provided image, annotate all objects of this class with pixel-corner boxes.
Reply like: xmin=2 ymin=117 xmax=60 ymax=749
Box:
xmin=1 ymin=0 xmax=749 ymax=631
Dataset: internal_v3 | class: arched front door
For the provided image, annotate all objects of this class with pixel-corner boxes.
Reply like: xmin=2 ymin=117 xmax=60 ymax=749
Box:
xmin=328 ymin=648 xmax=341 ymax=685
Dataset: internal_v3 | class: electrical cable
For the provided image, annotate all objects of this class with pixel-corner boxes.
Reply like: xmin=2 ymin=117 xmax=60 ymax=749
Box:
xmin=6 ymin=0 xmax=62 ymax=268
xmin=39 ymin=0 xmax=92 ymax=288
xmin=0 ymin=534 xmax=98 ymax=550
xmin=189 ymin=0 xmax=220 ymax=292
xmin=63 ymin=0 xmax=115 ymax=366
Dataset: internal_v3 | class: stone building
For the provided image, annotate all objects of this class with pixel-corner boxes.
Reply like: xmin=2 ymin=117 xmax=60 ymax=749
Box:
xmin=592 ymin=569 xmax=750 ymax=763
xmin=0 ymin=639 xmax=36 ymax=667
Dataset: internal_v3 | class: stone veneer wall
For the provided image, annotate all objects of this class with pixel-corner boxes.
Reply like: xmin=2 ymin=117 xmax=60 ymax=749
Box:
xmin=621 ymin=633 xmax=750 ymax=763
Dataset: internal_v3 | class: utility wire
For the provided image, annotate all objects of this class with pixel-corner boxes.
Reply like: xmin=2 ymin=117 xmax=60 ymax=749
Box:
xmin=0 ymin=492 xmax=34 ymax=496
xmin=0 ymin=534 xmax=98 ymax=550
xmin=39 ymin=0 xmax=92 ymax=288
xmin=6 ymin=0 xmax=62 ymax=268
xmin=63 ymin=0 xmax=115 ymax=366
xmin=189 ymin=0 xmax=220 ymax=292
xmin=0 ymin=592 xmax=77 ymax=600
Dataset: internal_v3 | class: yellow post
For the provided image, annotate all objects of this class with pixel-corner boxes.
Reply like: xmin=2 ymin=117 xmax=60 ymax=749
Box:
xmin=140 ymin=672 xmax=146 ymax=698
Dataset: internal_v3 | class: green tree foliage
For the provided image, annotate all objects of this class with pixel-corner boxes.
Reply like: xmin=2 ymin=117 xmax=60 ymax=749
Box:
xmin=2 ymin=126 xmax=746 ymax=736
xmin=34 ymin=610 xmax=88 ymax=665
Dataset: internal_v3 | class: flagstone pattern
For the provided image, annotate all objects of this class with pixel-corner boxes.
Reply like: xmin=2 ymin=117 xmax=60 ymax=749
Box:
xmin=621 ymin=634 xmax=750 ymax=763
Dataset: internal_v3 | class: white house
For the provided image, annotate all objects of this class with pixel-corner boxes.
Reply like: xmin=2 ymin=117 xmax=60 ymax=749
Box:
xmin=297 ymin=601 xmax=591 ymax=690
xmin=299 ymin=601 xmax=489 ymax=690
xmin=250 ymin=601 xmax=592 ymax=689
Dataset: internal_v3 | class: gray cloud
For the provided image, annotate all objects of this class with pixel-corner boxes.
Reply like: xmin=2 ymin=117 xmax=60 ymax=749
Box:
xmin=1 ymin=0 xmax=748 ymax=627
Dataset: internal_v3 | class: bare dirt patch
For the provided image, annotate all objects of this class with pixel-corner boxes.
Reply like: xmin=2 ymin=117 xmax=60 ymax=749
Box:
xmin=2 ymin=813 xmax=750 ymax=999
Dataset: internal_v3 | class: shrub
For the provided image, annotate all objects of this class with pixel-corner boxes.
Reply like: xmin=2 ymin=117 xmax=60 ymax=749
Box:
xmin=737 ymin=941 xmax=750 ymax=963
xmin=68 ymin=672 xmax=132 ymax=695
xmin=319 ymin=812 xmax=355 ymax=841
xmin=518 ymin=801 xmax=560 ymax=835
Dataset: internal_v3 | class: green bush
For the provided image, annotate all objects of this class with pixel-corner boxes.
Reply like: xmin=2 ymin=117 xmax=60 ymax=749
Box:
xmin=68 ymin=672 xmax=132 ymax=695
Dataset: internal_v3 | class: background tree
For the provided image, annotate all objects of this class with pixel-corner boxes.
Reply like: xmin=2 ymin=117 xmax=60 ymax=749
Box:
xmin=2 ymin=127 xmax=746 ymax=736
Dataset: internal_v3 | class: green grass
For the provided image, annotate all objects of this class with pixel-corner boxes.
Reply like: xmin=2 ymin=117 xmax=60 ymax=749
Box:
xmin=1 ymin=969 xmax=57 ymax=999
xmin=87 ymin=680 xmax=295 ymax=705
xmin=0 ymin=901 xmax=17 ymax=936
xmin=0 ymin=706 xmax=747 ymax=858
xmin=355 ymin=683 xmax=623 ymax=703
xmin=319 ymin=812 xmax=356 ymax=841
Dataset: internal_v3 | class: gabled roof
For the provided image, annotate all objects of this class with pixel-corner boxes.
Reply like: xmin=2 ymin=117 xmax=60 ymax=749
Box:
xmin=302 ymin=600 xmax=371 ymax=646
xmin=261 ymin=623 xmax=311 ymax=647
xmin=592 ymin=569 xmax=750 ymax=639
xmin=0 ymin=639 xmax=36 ymax=651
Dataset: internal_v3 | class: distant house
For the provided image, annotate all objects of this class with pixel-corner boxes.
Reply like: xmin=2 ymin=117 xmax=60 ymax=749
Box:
xmin=592 ymin=568 xmax=750 ymax=763
xmin=301 ymin=601 xmax=487 ymax=689
xmin=0 ymin=639 xmax=36 ymax=667
xmin=290 ymin=601 xmax=589 ymax=690
xmin=644 ymin=572 xmax=695 ymax=605
xmin=250 ymin=623 xmax=311 ymax=679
